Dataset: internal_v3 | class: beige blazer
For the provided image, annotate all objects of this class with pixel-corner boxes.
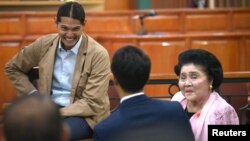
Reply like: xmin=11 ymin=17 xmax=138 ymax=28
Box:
xmin=5 ymin=33 xmax=111 ymax=129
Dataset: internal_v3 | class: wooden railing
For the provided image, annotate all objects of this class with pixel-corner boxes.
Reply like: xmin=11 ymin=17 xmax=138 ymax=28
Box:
xmin=0 ymin=8 xmax=250 ymax=44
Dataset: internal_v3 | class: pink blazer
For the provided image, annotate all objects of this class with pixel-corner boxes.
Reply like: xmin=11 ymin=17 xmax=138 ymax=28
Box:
xmin=172 ymin=91 xmax=239 ymax=141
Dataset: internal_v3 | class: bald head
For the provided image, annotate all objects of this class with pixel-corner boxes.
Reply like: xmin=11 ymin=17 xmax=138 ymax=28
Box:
xmin=3 ymin=94 xmax=64 ymax=141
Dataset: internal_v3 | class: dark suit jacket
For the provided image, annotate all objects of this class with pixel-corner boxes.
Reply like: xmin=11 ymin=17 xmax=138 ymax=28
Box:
xmin=93 ymin=94 xmax=195 ymax=141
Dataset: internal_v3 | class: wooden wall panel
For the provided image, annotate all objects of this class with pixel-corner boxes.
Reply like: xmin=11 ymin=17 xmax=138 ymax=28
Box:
xmin=0 ymin=43 xmax=20 ymax=114
xmin=0 ymin=9 xmax=250 ymax=38
xmin=104 ymin=0 xmax=136 ymax=10
xmin=232 ymin=11 xmax=250 ymax=32
xmin=143 ymin=84 xmax=179 ymax=97
xmin=97 ymin=32 xmax=249 ymax=74
xmin=0 ymin=15 xmax=24 ymax=39
xmin=139 ymin=15 xmax=181 ymax=34
xmin=139 ymin=40 xmax=187 ymax=74
xmin=191 ymin=38 xmax=240 ymax=71
xmin=245 ymin=39 xmax=250 ymax=70
xmin=107 ymin=41 xmax=138 ymax=59
xmin=151 ymin=0 xmax=188 ymax=8
xmin=98 ymin=36 xmax=138 ymax=59
xmin=0 ymin=126 xmax=3 ymax=141
xmin=26 ymin=14 xmax=57 ymax=40
xmin=185 ymin=12 xmax=229 ymax=33
xmin=138 ymin=40 xmax=186 ymax=97
xmin=85 ymin=16 xmax=133 ymax=34
xmin=0 ymin=9 xmax=249 ymax=104
xmin=238 ymin=36 xmax=249 ymax=71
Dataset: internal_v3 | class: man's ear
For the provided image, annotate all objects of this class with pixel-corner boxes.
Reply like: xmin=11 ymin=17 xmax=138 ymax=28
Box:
xmin=113 ymin=77 xmax=119 ymax=85
xmin=83 ymin=20 xmax=87 ymax=26
xmin=60 ymin=123 xmax=70 ymax=141
xmin=110 ymin=73 xmax=118 ymax=86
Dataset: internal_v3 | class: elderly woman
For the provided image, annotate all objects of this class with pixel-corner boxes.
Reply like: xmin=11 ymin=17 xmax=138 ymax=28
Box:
xmin=171 ymin=49 xmax=239 ymax=141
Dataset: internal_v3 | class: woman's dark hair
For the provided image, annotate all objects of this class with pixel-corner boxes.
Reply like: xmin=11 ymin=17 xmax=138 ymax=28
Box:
xmin=174 ymin=49 xmax=223 ymax=91
xmin=56 ymin=1 xmax=85 ymax=25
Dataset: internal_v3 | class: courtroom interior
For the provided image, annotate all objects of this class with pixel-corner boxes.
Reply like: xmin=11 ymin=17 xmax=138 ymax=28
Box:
xmin=0 ymin=0 xmax=250 ymax=140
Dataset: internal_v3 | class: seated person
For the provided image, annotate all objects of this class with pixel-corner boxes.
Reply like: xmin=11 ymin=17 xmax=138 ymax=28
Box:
xmin=3 ymin=94 xmax=69 ymax=141
xmin=93 ymin=45 xmax=195 ymax=141
xmin=171 ymin=49 xmax=239 ymax=141
xmin=4 ymin=1 xmax=110 ymax=140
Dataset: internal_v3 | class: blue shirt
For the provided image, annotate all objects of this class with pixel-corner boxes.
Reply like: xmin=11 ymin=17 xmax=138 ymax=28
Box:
xmin=51 ymin=35 xmax=82 ymax=106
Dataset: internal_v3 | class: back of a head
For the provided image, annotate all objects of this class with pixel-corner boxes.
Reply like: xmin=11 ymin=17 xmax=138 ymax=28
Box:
xmin=111 ymin=45 xmax=151 ymax=93
xmin=174 ymin=49 xmax=223 ymax=91
xmin=3 ymin=94 xmax=63 ymax=141
xmin=56 ymin=1 xmax=85 ymax=25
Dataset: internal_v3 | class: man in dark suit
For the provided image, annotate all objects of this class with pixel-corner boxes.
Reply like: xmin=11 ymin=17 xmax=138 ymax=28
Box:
xmin=93 ymin=45 xmax=195 ymax=141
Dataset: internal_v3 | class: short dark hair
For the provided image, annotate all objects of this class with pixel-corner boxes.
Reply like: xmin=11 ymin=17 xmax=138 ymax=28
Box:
xmin=56 ymin=1 xmax=85 ymax=25
xmin=3 ymin=94 xmax=63 ymax=141
xmin=111 ymin=45 xmax=151 ymax=93
xmin=174 ymin=49 xmax=223 ymax=91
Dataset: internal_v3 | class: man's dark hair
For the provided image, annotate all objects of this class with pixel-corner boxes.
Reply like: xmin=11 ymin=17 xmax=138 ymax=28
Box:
xmin=111 ymin=45 xmax=151 ymax=93
xmin=3 ymin=94 xmax=63 ymax=141
xmin=56 ymin=1 xmax=85 ymax=25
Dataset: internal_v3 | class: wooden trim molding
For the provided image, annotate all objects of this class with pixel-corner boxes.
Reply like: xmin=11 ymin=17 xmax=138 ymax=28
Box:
xmin=0 ymin=0 xmax=104 ymax=6
xmin=0 ymin=0 xmax=104 ymax=11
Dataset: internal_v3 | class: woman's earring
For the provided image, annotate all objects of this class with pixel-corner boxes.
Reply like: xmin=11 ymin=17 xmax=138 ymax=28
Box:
xmin=209 ymin=84 xmax=213 ymax=91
